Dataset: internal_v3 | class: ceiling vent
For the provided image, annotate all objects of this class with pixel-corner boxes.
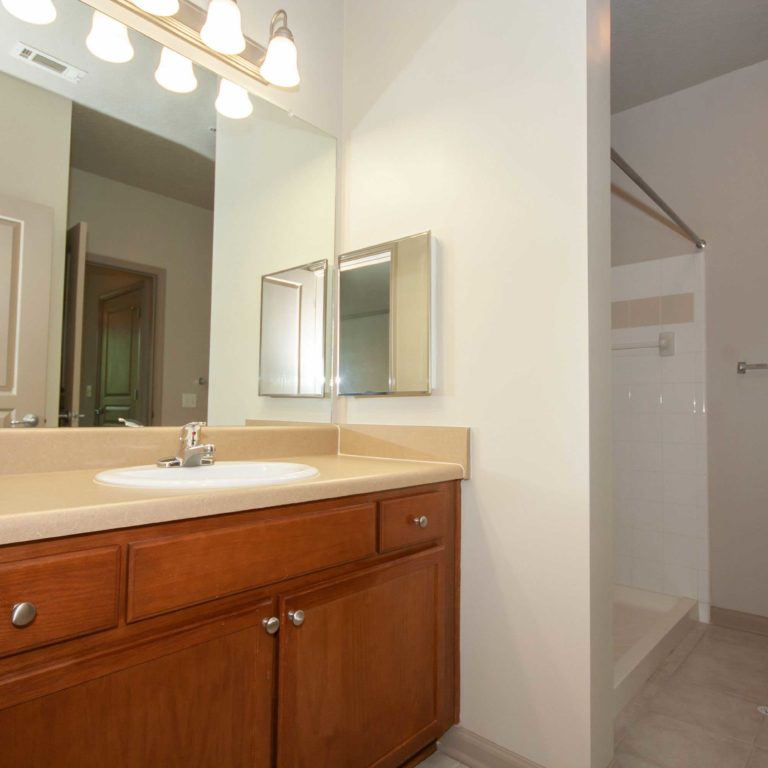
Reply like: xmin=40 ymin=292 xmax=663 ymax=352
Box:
xmin=10 ymin=42 xmax=86 ymax=83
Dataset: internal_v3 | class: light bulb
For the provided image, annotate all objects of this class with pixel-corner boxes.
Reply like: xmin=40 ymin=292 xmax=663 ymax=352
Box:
xmin=86 ymin=12 xmax=134 ymax=63
xmin=260 ymin=32 xmax=299 ymax=88
xmin=155 ymin=47 xmax=197 ymax=93
xmin=201 ymin=0 xmax=245 ymax=55
xmin=215 ymin=79 xmax=252 ymax=119
xmin=1 ymin=0 xmax=56 ymax=24
xmin=130 ymin=0 xmax=179 ymax=15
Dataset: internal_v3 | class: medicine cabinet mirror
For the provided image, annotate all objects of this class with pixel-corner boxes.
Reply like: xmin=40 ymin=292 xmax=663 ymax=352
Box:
xmin=259 ymin=261 xmax=328 ymax=397
xmin=0 ymin=0 xmax=336 ymax=429
xmin=338 ymin=232 xmax=432 ymax=397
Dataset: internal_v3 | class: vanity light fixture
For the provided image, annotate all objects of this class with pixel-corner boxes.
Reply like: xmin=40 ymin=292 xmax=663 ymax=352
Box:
xmin=130 ymin=0 xmax=179 ymax=15
xmin=86 ymin=12 xmax=134 ymax=63
xmin=155 ymin=47 xmax=197 ymax=92
xmin=259 ymin=9 xmax=299 ymax=88
xmin=1 ymin=0 xmax=57 ymax=25
xmin=215 ymin=78 xmax=252 ymax=119
xmin=200 ymin=0 xmax=245 ymax=55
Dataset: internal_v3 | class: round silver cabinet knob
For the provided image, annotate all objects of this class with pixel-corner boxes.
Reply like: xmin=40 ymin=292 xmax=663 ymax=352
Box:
xmin=262 ymin=616 xmax=280 ymax=635
xmin=11 ymin=602 xmax=37 ymax=628
xmin=413 ymin=515 xmax=429 ymax=528
xmin=288 ymin=609 xmax=305 ymax=627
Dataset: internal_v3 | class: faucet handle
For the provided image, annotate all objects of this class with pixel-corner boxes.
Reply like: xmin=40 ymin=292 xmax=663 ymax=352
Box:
xmin=179 ymin=421 xmax=206 ymax=447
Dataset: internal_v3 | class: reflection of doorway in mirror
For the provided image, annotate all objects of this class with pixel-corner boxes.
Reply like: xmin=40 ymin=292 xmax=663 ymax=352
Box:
xmin=62 ymin=259 xmax=162 ymax=427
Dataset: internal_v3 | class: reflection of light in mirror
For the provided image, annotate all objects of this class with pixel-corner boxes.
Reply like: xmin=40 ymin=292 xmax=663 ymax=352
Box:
xmin=86 ymin=12 xmax=134 ymax=63
xmin=201 ymin=0 xmax=245 ymax=55
xmin=215 ymin=78 xmax=253 ymax=119
xmin=155 ymin=47 xmax=197 ymax=93
xmin=130 ymin=0 xmax=179 ymax=16
xmin=1 ymin=0 xmax=56 ymax=25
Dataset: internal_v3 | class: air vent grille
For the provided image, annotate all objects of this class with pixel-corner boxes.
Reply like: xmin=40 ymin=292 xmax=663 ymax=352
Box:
xmin=10 ymin=42 xmax=86 ymax=83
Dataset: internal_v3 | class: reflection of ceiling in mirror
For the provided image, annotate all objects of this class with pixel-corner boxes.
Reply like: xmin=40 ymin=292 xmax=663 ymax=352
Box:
xmin=71 ymin=104 xmax=215 ymax=209
xmin=0 ymin=0 xmax=217 ymax=158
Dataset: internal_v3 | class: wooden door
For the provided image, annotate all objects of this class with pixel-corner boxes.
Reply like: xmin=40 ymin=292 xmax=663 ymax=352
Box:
xmin=59 ymin=223 xmax=88 ymax=427
xmin=0 ymin=195 xmax=53 ymax=428
xmin=0 ymin=604 xmax=276 ymax=768
xmin=96 ymin=284 xmax=150 ymax=426
xmin=276 ymin=550 xmax=446 ymax=768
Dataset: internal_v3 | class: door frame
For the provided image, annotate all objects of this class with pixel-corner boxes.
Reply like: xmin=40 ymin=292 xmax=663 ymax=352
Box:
xmin=86 ymin=254 xmax=166 ymax=425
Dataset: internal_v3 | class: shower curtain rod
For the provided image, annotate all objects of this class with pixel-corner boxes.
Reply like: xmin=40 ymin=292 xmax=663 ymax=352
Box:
xmin=611 ymin=148 xmax=707 ymax=250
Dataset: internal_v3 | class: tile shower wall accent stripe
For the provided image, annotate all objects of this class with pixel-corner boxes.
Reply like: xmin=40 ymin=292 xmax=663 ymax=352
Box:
xmin=612 ymin=292 xmax=695 ymax=329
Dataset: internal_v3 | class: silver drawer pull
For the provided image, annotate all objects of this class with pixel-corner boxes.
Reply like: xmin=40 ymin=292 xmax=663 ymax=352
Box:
xmin=413 ymin=515 xmax=429 ymax=529
xmin=11 ymin=602 xmax=37 ymax=628
xmin=288 ymin=609 xmax=305 ymax=627
xmin=262 ymin=616 xmax=280 ymax=635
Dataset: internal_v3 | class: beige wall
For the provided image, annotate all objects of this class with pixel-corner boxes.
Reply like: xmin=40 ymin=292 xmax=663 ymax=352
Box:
xmin=339 ymin=1 xmax=613 ymax=766
xmin=0 ymin=72 xmax=71 ymax=426
xmin=208 ymin=101 xmax=336 ymax=425
xmin=68 ymin=168 xmax=213 ymax=426
xmin=612 ymin=59 xmax=768 ymax=619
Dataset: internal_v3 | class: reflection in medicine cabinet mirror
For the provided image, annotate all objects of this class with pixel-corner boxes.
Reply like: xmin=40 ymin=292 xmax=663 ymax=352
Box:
xmin=338 ymin=232 xmax=432 ymax=397
xmin=0 ymin=0 xmax=335 ymax=429
xmin=259 ymin=261 xmax=328 ymax=397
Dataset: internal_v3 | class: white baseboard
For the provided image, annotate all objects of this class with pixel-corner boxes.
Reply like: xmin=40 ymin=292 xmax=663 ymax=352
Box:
xmin=438 ymin=726 xmax=546 ymax=768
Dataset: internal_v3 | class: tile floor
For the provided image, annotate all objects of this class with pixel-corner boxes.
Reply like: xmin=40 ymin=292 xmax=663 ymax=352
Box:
xmin=418 ymin=752 xmax=468 ymax=767
xmin=614 ymin=623 xmax=768 ymax=767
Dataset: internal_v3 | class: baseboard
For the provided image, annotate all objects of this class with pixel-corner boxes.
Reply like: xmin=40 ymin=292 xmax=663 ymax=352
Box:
xmin=711 ymin=605 xmax=768 ymax=638
xmin=438 ymin=727 xmax=546 ymax=768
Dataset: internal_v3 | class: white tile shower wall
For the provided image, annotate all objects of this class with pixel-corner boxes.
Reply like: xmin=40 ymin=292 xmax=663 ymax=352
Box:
xmin=612 ymin=253 xmax=710 ymax=622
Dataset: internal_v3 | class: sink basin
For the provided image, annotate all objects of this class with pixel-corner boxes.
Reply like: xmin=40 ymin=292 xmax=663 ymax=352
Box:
xmin=95 ymin=461 xmax=319 ymax=490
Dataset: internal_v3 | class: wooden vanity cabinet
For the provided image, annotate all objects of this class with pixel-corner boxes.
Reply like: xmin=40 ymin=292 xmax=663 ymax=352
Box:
xmin=0 ymin=481 xmax=459 ymax=768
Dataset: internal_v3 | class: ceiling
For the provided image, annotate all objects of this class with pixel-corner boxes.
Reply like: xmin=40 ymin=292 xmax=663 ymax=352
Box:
xmin=71 ymin=104 xmax=215 ymax=210
xmin=612 ymin=0 xmax=768 ymax=113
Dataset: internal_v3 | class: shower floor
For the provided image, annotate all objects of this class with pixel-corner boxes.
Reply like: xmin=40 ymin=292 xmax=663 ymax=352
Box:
xmin=614 ymin=585 xmax=697 ymax=713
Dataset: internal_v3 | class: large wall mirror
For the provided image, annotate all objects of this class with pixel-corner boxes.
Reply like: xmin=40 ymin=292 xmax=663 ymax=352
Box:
xmin=0 ymin=0 xmax=335 ymax=428
xmin=338 ymin=232 xmax=432 ymax=397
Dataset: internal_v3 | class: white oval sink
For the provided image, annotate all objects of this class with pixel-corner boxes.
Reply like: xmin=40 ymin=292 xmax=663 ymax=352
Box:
xmin=95 ymin=461 xmax=319 ymax=490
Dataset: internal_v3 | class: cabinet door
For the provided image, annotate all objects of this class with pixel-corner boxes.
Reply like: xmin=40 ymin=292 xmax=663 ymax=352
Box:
xmin=277 ymin=549 xmax=446 ymax=768
xmin=0 ymin=603 xmax=276 ymax=768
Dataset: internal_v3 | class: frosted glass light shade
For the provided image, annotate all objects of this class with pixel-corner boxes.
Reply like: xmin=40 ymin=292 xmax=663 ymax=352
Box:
xmin=260 ymin=33 xmax=299 ymax=88
xmin=130 ymin=0 xmax=179 ymax=15
xmin=200 ymin=0 xmax=245 ymax=55
xmin=155 ymin=47 xmax=197 ymax=93
xmin=215 ymin=79 xmax=252 ymax=119
xmin=86 ymin=12 xmax=134 ymax=63
xmin=1 ymin=0 xmax=57 ymax=24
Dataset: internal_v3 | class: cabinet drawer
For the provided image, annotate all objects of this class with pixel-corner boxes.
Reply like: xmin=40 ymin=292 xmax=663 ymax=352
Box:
xmin=127 ymin=504 xmax=377 ymax=622
xmin=379 ymin=491 xmax=449 ymax=553
xmin=0 ymin=547 xmax=120 ymax=657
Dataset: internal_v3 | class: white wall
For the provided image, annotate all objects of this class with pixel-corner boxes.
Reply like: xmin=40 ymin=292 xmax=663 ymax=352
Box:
xmin=0 ymin=72 xmax=71 ymax=426
xmin=612 ymin=59 xmax=768 ymax=620
xmin=340 ymin=2 xmax=613 ymax=766
xmin=208 ymin=100 xmax=336 ymax=425
xmin=611 ymin=256 xmax=709 ymax=620
xmin=68 ymin=169 xmax=213 ymax=426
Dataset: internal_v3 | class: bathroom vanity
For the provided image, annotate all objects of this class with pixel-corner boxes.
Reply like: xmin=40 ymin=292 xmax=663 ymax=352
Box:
xmin=0 ymin=473 xmax=460 ymax=767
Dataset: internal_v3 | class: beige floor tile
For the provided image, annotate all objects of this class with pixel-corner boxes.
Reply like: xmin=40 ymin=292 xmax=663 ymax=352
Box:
xmin=621 ymin=712 xmax=752 ymax=768
xmin=748 ymin=748 xmax=768 ymax=768
xmin=647 ymin=678 xmax=764 ymax=744
xmin=417 ymin=753 xmax=466 ymax=768
xmin=755 ymin=719 xmax=768 ymax=750
xmin=655 ymin=624 xmax=708 ymax=680
xmin=612 ymin=751 xmax=666 ymax=768
xmin=707 ymin=626 xmax=768 ymax=657
xmin=674 ymin=633 xmax=768 ymax=702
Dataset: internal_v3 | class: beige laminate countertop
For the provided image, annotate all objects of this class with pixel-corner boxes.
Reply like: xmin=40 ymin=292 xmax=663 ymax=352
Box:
xmin=0 ymin=454 xmax=463 ymax=546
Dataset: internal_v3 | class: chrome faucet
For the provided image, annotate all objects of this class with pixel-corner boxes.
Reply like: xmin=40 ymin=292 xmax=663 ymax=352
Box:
xmin=157 ymin=421 xmax=216 ymax=468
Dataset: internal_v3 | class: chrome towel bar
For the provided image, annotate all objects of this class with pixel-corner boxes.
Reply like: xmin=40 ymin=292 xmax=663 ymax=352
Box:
xmin=737 ymin=362 xmax=768 ymax=374
xmin=612 ymin=331 xmax=675 ymax=357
